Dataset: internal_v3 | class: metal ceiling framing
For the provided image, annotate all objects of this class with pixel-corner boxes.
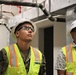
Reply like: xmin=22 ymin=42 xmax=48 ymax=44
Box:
xmin=0 ymin=0 xmax=58 ymax=21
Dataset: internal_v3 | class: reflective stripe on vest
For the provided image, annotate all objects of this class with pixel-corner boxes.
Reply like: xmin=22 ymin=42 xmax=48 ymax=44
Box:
xmin=62 ymin=44 xmax=74 ymax=75
xmin=32 ymin=47 xmax=41 ymax=62
xmin=8 ymin=45 xmax=41 ymax=67
xmin=4 ymin=44 xmax=42 ymax=75
xmin=65 ymin=44 xmax=73 ymax=62
xmin=8 ymin=44 xmax=18 ymax=67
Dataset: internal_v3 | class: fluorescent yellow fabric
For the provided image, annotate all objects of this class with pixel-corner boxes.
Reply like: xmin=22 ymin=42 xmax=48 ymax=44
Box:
xmin=4 ymin=44 xmax=42 ymax=75
xmin=62 ymin=44 xmax=76 ymax=75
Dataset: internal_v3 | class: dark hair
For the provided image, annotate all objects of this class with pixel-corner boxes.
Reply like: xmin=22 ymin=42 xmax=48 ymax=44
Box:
xmin=70 ymin=27 xmax=76 ymax=33
xmin=14 ymin=21 xmax=34 ymax=34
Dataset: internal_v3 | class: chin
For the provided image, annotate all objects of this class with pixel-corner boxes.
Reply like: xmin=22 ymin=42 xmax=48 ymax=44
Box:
xmin=27 ymin=39 xmax=32 ymax=42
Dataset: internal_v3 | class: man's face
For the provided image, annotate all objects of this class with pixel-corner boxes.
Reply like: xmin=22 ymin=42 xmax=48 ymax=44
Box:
xmin=15 ymin=23 xmax=34 ymax=42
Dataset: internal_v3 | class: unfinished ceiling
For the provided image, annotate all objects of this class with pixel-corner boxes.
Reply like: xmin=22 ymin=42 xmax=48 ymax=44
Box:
xmin=0 ymin=0 xmax=46 ymax=19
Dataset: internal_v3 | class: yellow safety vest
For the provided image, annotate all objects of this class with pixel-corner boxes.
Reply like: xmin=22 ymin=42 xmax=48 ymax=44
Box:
xmin=62 ymin=44 xmax=76 ymax=75
xmin=3 ymin=44 xmax=42 ymax=75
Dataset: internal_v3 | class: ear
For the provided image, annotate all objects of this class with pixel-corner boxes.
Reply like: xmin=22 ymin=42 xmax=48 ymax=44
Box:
xmin=15 ymin=31 xmax=19 ymax=37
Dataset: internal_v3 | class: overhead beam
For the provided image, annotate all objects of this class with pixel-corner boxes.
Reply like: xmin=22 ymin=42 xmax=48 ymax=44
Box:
xmin=0 ymin=1 xmax=56 ymax=21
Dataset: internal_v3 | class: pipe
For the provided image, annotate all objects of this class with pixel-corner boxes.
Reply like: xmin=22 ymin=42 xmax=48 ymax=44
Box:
xmin=0 ymin=23 xmax=11 ymax=32
xmin=0 ymin=1 xmax=56 ymax=21
xmin=0 ymin=1 xmax=38 ymax=7
xmin=38 ymin=4 xmax=56 ymax=21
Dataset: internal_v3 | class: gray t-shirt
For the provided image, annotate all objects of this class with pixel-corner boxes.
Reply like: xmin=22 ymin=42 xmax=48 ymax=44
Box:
xmin=55 ymin=43 xmax=76 ymax=71
xmin=55 ymin=50 xmax=66 ymax=70
xmin=55 ymin=42 xmax=76 ymax=70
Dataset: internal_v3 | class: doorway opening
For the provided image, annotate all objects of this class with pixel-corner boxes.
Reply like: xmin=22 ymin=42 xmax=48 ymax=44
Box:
xmin=39 ymin=26 xmax=53 ymax=75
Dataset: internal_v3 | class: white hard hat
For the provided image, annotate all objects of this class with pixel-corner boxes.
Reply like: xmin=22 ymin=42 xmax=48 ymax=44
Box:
xmin=11 ymin=18 xmax=36 ymax=42
xmin=70 ymin=20 xmax=76 ymax=32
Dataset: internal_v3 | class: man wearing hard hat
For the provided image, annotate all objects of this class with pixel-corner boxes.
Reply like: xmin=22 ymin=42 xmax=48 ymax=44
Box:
xmin=0 ymin=18 xmax=46 ymax=75
xmin=55 ymin=20 xmax=76 ymax=75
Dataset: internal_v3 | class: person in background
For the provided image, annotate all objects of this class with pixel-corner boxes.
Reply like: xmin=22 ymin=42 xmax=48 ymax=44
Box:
xmin=55 ymin=20 xmax=76 ymax=75
xmin=0 ymin=18 xmax=46 ymax=75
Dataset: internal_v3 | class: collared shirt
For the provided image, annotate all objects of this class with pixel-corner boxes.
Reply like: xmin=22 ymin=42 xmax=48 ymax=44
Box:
xmin=0 ymin=45 xmax=46 ymax=75
xmin=55 ymin=42 xmax=76 ymax=71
